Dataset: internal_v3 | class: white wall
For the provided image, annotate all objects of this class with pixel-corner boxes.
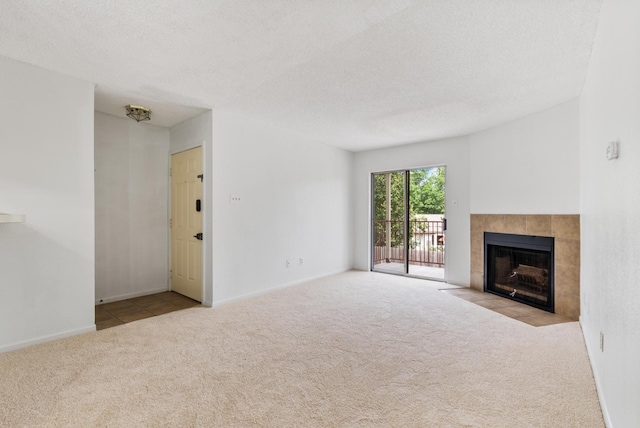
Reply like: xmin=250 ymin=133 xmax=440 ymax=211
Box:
xmin=0 ymin=56 xmax=95 ymax=352
xmin=352 ymin=136 xmax=471 ymax=286
xmin=169 ymin=111 xmax=213 ymax=305
xmin=579 ymin=0 xmax=640 ymax=425
xmin=95 ymin=112 xmax=170 ymax=303
xmin=210 ymin=111 xmax=353 ymax=303
xmin=469 ymin=98 xmax=580 ymax=214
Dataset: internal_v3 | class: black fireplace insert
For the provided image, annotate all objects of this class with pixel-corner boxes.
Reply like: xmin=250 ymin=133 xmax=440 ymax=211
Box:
xmin=484 ymin=232 xmax=554 ymax=312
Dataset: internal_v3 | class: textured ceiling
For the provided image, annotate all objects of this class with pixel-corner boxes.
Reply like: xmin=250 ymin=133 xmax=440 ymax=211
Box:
xmin=0 ymin=1 xmax=601 ymax=151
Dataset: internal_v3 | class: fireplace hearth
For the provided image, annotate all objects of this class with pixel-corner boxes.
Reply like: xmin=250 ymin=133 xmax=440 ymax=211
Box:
xmin=484 ymin=232 xmax=554 ymax=312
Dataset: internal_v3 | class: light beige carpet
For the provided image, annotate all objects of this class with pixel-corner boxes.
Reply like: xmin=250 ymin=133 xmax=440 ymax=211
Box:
xmin=0 ymin=271 xmax=603 ymax=427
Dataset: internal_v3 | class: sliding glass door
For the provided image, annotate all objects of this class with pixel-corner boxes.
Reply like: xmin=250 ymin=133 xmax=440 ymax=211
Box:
xmin=371 ymin=167 xmax=446 ymax=280
xmin=372 ymin=171 xmax=407 ymax=274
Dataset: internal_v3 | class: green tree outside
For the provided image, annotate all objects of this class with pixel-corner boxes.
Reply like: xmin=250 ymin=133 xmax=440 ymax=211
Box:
xmin=373 ymin=167 xmax=445 ymax=248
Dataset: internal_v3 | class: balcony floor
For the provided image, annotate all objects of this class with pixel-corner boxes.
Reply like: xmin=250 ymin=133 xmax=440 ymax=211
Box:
xmin=373 ymin=262 xmax=445 ymax=280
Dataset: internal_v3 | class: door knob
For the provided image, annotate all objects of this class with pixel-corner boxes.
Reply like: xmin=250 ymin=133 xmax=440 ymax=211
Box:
xmin=193 ymin=233 xmax=203 ymax=240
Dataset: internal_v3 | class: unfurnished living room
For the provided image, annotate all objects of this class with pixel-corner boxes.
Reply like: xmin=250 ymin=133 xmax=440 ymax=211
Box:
xmin=0 ymin=1 xmax=638 ymax=427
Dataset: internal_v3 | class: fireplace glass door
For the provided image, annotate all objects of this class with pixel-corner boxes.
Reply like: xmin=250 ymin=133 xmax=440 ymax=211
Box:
xmin=484 ymin=233 xmax=554 ymax=312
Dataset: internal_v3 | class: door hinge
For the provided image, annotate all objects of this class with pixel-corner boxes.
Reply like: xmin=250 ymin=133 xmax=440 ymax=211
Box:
xmin=169 ymin=168 xmax=172 ymax=177
xmin=169 ymin=218 xmax=172 ymax=228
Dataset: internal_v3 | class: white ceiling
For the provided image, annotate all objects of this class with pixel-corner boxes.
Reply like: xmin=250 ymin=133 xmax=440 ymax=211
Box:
xmin=0 ymin=1 xmax=601 ymax=152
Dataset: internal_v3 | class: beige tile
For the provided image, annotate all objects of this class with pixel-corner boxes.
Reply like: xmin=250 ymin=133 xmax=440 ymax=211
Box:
xmin=555 ymin=289 xmax=580 ymax=320
xmin=148 ymin=302 xmax=183 ymax=316
xmin=518 ymin=314 xmax=571 ymax=327
xmin=93 ymin=290 xmax=199 ymax=331
xmin=505 ymin=304 xmax=549 ymax=317
xmin=555 ymin=264 xmax=580 ymax=320
xmin=555 ymin=299 xmax=580 ymax=320
xmin=470 ymin=214 xmax=485 ymax=231
xmin=159 ymin=292 xmax=197 ymax=304
xmin=485 ymin=215 xmax=505 ymax=233
xmin=458 ymin=292 xmax=498 ymax=303
xmin=118 ymin=309 xmax=155 ymax=323
xmin=95 ymin=308 xmax=114 ymax=323
xmin=474 ymin=298 xmax=517 ymax=310
xmin=96 ymin=318 xmax=124 ymax=330
xmin=107 ymin=305 xmax=145 ymax=318
xmin=493 ymin=306 xmax=531 ymax=318
xmin=173 ymin=300 xmax=199 ymax=310
xmin=555 ymin=238 xmax=580 ymax=267
xmin=551 ymin=215 xmax=580 ymax=240
xmin=130 ymin=294 xmax=164 ymax=308
xmin=444 ymin=287 xmax=572 ymax=327
xmin=471 ymin=250 xmax=483 ymax=274
xmin=156 ymin=291 xmax=177 ymax=300
xmin=504 ymin=215 xmax=527 ymax=235
xmin=471 ymin=228 xmax=484 ymax=253
xmin=102 ymin=300 xmax=138 ymax=312
xmin=470 ymin=272 xmax=484 ymax=290
xmin=555 ymin=265 xmax=580 ymax=295
xmin=526 ymin=215 xmax=551 ymax=236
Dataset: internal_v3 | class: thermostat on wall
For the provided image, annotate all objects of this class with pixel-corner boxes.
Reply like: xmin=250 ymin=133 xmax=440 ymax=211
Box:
xmin=606 ymin=140 xmax=619 ymax=160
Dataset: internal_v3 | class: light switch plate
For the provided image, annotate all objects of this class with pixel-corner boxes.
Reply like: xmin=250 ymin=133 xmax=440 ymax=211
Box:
xmin=606 ymin=140 xmax=619 ymax=160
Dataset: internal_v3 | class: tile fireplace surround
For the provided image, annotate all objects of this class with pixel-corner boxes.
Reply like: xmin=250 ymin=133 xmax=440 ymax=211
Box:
xmin=470 ymin=214 xmax=580 ymax=320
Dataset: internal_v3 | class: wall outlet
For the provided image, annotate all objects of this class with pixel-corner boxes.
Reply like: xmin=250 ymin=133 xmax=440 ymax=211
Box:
xmin=299 ymin=258 xmax=304 ymax=266
xmin=599 ymin=331 xmax=604 ymax=352
xmin=286 ymin=259 xmax=291 ymax=268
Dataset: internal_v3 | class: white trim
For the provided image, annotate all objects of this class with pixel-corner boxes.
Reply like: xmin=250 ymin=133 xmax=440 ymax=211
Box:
xmin=0 ymin=325 xmax=96 ymax=354
xmin=200 ymin=140 xmax=208 ymax=305
xmin=580 ymin=317 xmax=612 ymax=428
xmin=95 ymin=287 xmax=169 ymax=305
xmin=212 ymin=269 xmax=350 ymax=308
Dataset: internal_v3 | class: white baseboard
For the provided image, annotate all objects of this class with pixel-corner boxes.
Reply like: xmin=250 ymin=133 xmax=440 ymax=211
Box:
xmin=95 ymin=287 xmax=169 ymax=305
xmin=212 ymin=269 xmax=350 ymax=308
xmin=579 ymin=317 xmax=612 ymax=428
xmin=0 ymin=325 xmax=96 ymax=354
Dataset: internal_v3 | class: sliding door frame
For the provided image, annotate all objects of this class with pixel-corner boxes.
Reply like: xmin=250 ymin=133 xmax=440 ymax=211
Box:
xmin=370 ymin=166 xmax=447 ymax=281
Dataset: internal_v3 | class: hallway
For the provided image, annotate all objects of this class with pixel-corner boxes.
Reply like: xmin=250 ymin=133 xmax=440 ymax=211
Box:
xmin=95 ymin=291 xmax=199 ymax=330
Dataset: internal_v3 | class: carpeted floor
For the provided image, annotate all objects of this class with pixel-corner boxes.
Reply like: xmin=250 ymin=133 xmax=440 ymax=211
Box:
xmin=0 ymin=271 xmax=603 ymax=427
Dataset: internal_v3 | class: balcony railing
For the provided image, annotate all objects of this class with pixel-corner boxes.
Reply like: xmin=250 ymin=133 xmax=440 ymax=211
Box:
xmin=373 ymin=220 xmax=445 ymax=267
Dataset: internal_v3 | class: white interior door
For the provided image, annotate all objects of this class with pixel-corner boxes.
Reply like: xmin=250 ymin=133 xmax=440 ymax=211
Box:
xmin=170 ymin=147 xmax=203 ymax=301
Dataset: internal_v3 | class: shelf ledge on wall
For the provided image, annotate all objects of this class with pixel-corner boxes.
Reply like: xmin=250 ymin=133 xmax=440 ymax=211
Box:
xmin=0 ymin=213 xmax=26 ymax=223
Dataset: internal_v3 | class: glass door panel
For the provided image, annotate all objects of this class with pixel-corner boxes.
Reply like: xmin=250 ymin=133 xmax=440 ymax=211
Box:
xmin=407 ymin=167 xmax=446 ymax=280
xmin=372 ymin=171 xmax=406 ymax=274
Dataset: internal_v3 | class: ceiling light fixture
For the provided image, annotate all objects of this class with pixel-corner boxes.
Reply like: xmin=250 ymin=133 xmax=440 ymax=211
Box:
xmin=125 ymin=105 xmax=151 ymax=122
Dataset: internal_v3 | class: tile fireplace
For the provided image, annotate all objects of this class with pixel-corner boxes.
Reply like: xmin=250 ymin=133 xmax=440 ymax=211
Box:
xmin=470 ymin=215 xmax=580 ymax=320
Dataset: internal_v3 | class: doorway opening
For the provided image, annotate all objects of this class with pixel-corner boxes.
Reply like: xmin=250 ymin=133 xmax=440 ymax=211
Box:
xmin=371 ymin=167 xmax=446 ymax=280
